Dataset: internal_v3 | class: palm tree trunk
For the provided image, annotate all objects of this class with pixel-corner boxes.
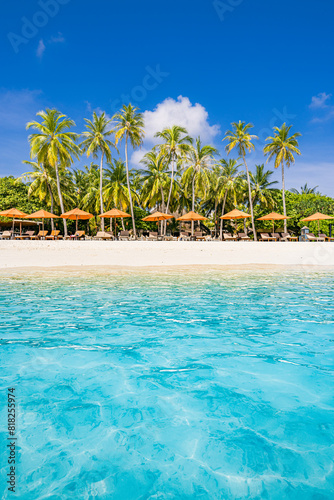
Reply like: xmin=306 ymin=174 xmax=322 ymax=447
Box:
xmin=281 ymin=160 xmax=287 ymax=233
xmin=125 ymin=133 xmax=136 ymax=238
xmin=214 ymin=199 xmax=217 ymax=238
xmin=191 ymin=173 xmax=195 ymax=236
xmin=220 ymin=190 xmax=228 ymax=240
xmin=165 ymin=154 xmax=175 ymax=236
xmin=55 ymin=163 xmax=67 ymax=236
xmin=100 ymin=151 xmax=104 ymax=231
xmin=47 ymin=183 xmax=55 ymax=231
xmin=243 ymin=154 xmax=257 ymax=241
xmin=161 ymin=186 xmax=166 ymax=234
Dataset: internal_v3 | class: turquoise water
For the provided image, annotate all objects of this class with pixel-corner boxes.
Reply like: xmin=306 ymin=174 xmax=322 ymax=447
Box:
xmin=0 ymin=268 xmax=333 ymax=499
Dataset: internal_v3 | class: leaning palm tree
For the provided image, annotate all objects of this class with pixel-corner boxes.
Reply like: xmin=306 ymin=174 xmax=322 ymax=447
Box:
xmin=224 ymin=121 xmax=258 ymax=240
xmin=26 ymin=109 xmax=81 ymax=236
xmin=155 ymin=126 xmax=193 ymax=220
xmin=140 ymin=151 xmax=169 ymax=211
xmin=112 ymin=104 xmax=144 ymax=237
xmin=80 ymin=112 xmax=116 ymax=230
xmin=249 ymin=164 xmax=278 ymax=208
xmin=264 ymin=123 xmax=301 ymax=232
xmin=182 ymin=137 xmax=218 ymax=234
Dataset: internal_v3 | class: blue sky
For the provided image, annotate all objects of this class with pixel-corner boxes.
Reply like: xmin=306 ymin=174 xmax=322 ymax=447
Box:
xmin=1 ymin=0 xmax=334 ymax=194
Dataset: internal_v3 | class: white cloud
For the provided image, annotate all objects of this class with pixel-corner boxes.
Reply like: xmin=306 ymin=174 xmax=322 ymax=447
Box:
xmin=143 ymin=96 xmax=220 ymax=143
xmin=36 ymin=39 xmax=45 ymax=59
xmin=309 ymin=92 xmax=331 ymax=109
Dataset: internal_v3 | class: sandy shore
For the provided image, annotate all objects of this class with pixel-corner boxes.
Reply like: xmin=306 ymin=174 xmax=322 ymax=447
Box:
xmin=0 ymin=240 xmax=334 ymax=269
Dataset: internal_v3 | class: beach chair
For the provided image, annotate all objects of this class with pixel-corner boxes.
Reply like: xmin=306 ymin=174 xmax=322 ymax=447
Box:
xmin=147 ymin=231 xmax=158 ymax=241
xmin=178 ymin=231 xmax=190 ymax=241
xmin=45 ymin=230 xmax=63 ymax=240
xmin=93 ymin=231 xmax=113 ymax=240
xmin=260 ymin=232 xmax=277 ymax=241
xmin=271 ymin=232 xmax=283 ymax=241
xmin=306 ymin=232 xmax=324 ymax=242
xmin=238 ymin=232 xmax=251 ymax=241
xmin=319 ymin=233 xmax=334 ymax=242
xmin=118 ymin=230 xmax=131 ymax=241
xmin=280 ymin=232 xmax=298 ymax=242
xmin=15 ymin=230 xmax=35 ymax=240
xmin=194 ymin=231 xmax=205 ymax=241
xmin=70 ymin=230 xmax=85 ymax=240
xmin=223 ymin=232 xmax=238 ymax=241
xmin=30 ymin=230 xmax=48 ymax=240
xmin=0 ymin=230 xmax=12 ymax=240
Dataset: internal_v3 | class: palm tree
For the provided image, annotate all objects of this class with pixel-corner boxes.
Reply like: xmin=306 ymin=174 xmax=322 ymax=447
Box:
xmin=80 ymin=112 xmax=116 ymax=230
xmin=249 ymin=164 xmax=278 ymax=208
xmin=112 ymin=104 xmax=144 ymax=237
xmin=290 ymin=183 xmax=318 ymax=195
xmin=264 ymin=123 xmax=301 ymax=232
xmin=155 ymin=126 xmax=192 ymax=222
xmin=217 ymin=159 xmax=243 ymax=239
xmin=26 ymin=109 xmax=81 ymax=236
xmin=224 ymin=121 xmax=258 ymax=240
xmin=140 ymin=151 xmax=169 ymax=211
xmin=182 ymin=137 xmax=218 ymax=234
xmin=18 ymin=161 xmax=58 ymax=230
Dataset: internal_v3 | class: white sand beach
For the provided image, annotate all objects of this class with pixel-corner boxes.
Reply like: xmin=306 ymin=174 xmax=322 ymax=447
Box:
xmin=0 ymin=240 xmax=334 ymax=269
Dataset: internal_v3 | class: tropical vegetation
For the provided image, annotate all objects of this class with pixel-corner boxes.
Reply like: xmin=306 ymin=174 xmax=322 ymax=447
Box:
xmin=1 ymin=104 xmax=333 ymax=237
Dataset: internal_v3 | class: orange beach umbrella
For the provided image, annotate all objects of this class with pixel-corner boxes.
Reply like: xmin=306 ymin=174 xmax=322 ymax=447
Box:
xmin=220 ymin=209 xmax=251 ymax=220
xmin=0 ymin=208 xmax=28 ymax=235
xmin=25 ymin=209 xmax=59 ymax=232
xmin=99 ymin=208 xmax=131 ymax=233
xmin=177 ymin=211 xmax=207 ymax=221
xmin=257 ymin=212 xmax=290 ymax=233
xmin=142 ymin=211 xmax=174 ymax=222
xmin=142 ymin=211 xmax=174 ymax=235
xmin=177 ymin=211 xmax=208 ymax=237
xmin=301 ymin=212 xmax=334 ymax=236
xmin=61 ymin=208 xmax=94 ymax=231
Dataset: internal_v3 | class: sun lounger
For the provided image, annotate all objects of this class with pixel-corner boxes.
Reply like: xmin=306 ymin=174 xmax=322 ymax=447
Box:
xmin=45 ymin=230 xmax=63 ymax=240
xmin=118 ymin=230 xmax=131 ymax=241
xmin=306 ymin=232 xmax=325 ymax=242
xmin=193 ymin=231 xmax=206 ymax=241
xmin=70 ymin=231 xmax=85 ymax=240
xmin=223 ymin=232 xmax=238 ymax=241
xmin=260 ymin=232 xmax=277 ymax=241
xmin=238 ymin=232 xmax=251 ymax=241
xmin=93 ymin=231 xmax=114 ymax=240
xmin=14 ymin=230 xmax=35 ymax=240
xmin=178 ymin=231 xmax=190 ymax=241
xmin=280 ymin=232 xmax=298 ymax=242
xmin=0 ymin=230 xmax=12 ymax=240
xmin=319 ymin=233 xmax=334 ymax=242
xmin=147 ymin=231 xmax=158 ymax=241
xmin=30 ymin=230 xmax=48 ymax=240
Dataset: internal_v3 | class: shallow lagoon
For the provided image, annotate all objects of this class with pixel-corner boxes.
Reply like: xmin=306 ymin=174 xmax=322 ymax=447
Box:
xmin=0 ymin=268 xmax=333 ymax=499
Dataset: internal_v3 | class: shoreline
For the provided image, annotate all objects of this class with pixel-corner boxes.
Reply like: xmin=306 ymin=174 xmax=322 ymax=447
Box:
xmin=1 ymin=240 xmax=334 ymax=270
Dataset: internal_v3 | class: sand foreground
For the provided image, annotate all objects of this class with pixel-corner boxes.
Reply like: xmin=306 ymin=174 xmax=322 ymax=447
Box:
xmin=0 ymin=240 xmax=333 ymax=269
